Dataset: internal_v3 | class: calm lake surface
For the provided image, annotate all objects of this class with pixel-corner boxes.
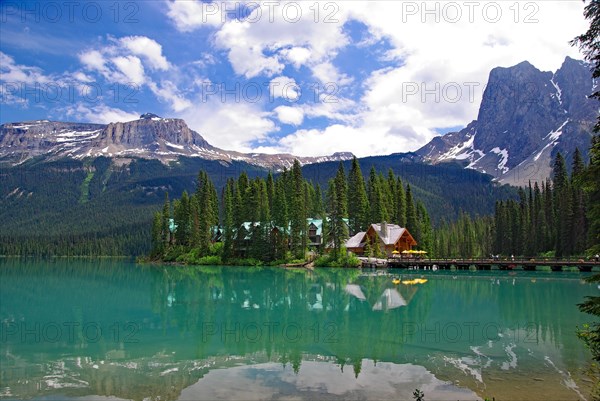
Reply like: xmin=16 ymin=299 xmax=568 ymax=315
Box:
xmin=0 ymin=259 xmax=597 ymax=400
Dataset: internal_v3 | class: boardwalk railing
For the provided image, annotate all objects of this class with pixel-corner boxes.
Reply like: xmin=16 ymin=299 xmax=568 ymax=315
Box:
xmin=361 ymin=257 xmax=600 ymax=271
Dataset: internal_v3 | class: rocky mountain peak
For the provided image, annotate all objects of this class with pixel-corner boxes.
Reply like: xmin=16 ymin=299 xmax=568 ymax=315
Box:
xmin=99 ymin=116 xmax=209 ymax=150
xmin=417 ymin=57 xmax=597 ymax=186
xmin=139 ymin=113 xmax=162 ymax=120
xmin=0 ymin=117 xmax=354 ymax=170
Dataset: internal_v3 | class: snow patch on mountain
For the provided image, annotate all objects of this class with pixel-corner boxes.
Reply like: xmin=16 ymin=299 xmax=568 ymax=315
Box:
xmin=550 ymin=76 xmax=562 ymax=105
xmin=490 ymin=147 xmax=509 ymax=174
xmin=441 ymin=134 xmax=475 ymax=161
xmin=0 ymin=118 xmax=354 ymax=170
xmin=533 ymin=119 xmax=569 ymax=162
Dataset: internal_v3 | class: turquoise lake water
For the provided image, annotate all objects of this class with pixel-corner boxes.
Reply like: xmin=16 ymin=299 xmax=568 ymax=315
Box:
xmin=0 ymin=259 xmax=597 ymax=400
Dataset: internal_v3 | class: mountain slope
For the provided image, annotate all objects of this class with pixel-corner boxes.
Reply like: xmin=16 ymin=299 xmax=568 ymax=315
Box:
xmin=301 ymin=153 xmax=517 ymax=223
xmin=417 ymin=57 xmax=598 ymax=185
xmin=0 ymin=113 xmax=353 ymax=170
xmin=0 ymin=152 xmax=516 ymax=256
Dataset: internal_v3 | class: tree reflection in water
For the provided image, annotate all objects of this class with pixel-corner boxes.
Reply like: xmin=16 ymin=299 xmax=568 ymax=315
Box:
xmin=0 ymin=259 xmax=595 ymax=400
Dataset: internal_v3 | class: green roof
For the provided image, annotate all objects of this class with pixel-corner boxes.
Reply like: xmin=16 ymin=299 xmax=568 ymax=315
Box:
xmin=307 ymin=218 xmax=323 ymax=236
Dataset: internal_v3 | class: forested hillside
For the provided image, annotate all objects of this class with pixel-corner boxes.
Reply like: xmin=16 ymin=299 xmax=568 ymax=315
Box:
xmin=0 ymin=157 xmax=265 ymax=256
xmin=0 ymin=154 xmax=516 ymax=257
xmin=434 ymin=140 xmax=600 ymax=258
xmin=301 ymin=153 xmax=517 ymax=223
xmin=150 ymin=159 xmax=438 ymax=266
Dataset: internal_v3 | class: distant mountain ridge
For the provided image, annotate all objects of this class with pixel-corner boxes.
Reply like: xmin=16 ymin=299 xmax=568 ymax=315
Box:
xmin=416 ymin=57 xmax=598 ymax=185
xmin=2 ymin=57 xmax=596 ymax=185
xmin=0 ymin=113 xmax=353 ymax=170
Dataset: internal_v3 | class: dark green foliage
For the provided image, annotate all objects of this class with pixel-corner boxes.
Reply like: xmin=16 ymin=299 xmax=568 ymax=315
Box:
xmin=413 ymin=389 xmax=425 ymax=401
xmin=150 ymin=163 xmax=438 ymax=265
xmin=289 ymin=160 xmax=307 ymax=259
xmin=314 ymin=251 xmax=360 ymax=267
xmin=573 ymin=10 xmax=600 ymax=397
xmin=367 ymin=166 xmax=387 ymax=223
xmin=576 ymin=138 xmax=600 ymax=373
xmin=434 ymin=213 xmax=493 ymax=258
xmin=437 ymin=145 xmax=595 ymax=259
xmin=325 ymin=163 xmax=350 ymax=257
xmin=313 ymin=183 xmax=325 ymax=218
xmin=405 ymin=184 xmax=417 ymax=238
xmin=417 ymin=202 xmax=433 ymax=253
xmin=162 ymin=192 xmax=172 ymax=248
xmin=1 ymin=151 xmax=520 ymax=257
xmin=0 ymin=156 xmax=266 ymax=256
xmin=570 ymin=0 xmax=600 ymax=132
xmin=326 ymin=179 xmax=349 ymax=258
xmin=396 ymin=177 xmax=406 ymax=227
xmin=300 ymin=155 xmax=518 ymax=224
xmin=222 ymin=179 xmax=235 ymax=261
xmin=582 ymin=136 xmax=600 ymax=254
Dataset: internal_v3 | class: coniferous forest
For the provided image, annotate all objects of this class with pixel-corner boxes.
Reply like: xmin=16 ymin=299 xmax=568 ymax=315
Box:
xmin=434 ymin=140 xmax=600 ymax=259
xmin=0 ymin=154 xmax=513 ymax=257
xmin=150 ymin=158 xmax=434 ymax=266
xmin=151 ymin=137 xmax=600 ymax=265
xmin=1 ymin=138 xmax=597 ymax=261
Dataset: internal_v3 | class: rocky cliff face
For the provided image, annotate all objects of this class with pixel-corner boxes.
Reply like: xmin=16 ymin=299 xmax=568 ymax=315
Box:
xmin=0 ymin=114 xmax=353 ymax=169
xmin=417 ymin=57 xmax=598 ymax=185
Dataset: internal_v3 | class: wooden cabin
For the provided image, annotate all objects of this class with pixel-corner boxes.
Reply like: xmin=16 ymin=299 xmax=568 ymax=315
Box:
xmin=345 ymin=222 xmax=416 ymax=257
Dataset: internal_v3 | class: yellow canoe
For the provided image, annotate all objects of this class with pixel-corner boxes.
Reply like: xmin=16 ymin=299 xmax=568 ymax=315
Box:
xmin=401 ymin=278 xmax=428 ymax=285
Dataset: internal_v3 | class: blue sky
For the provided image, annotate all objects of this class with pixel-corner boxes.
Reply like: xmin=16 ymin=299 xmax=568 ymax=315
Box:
xmin=0 ymin=0 xmax=588 ymax=156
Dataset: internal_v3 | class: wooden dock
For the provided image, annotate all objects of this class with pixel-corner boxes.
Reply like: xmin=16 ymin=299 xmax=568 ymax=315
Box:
xmin=361 ymin=258 xmax=600 ymax=272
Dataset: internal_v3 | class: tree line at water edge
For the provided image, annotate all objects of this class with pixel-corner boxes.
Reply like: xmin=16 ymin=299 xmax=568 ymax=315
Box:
xmin=151 ymin=136 xmax=599 ymax=264
xmin=149 ymin=158 xmax=434 ymax=266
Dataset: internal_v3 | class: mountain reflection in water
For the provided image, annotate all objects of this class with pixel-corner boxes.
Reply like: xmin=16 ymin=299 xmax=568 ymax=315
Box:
xmin=0 ymin=259 xmax=595 ymax=400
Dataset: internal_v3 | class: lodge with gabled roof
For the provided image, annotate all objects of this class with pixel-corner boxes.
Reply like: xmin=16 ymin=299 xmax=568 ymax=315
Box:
xmin=205 ymin=219 xmax=414 ymax=258
xmin=345 ymin=222 xmax=416 ymax=257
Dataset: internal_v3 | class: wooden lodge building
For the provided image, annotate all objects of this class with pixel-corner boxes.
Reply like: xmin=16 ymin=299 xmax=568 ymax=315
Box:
xmin=345 ymin=222 xmax=417 ymax=257
xmin=208 ymin=219 xmax=415 ymax=257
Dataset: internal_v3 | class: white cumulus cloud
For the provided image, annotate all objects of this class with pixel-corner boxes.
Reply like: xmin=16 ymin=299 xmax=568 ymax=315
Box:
xmin=120 ymin=36 xmax=171 ymax=71
xmin=274 ymin=105 xmax=304 ymax=126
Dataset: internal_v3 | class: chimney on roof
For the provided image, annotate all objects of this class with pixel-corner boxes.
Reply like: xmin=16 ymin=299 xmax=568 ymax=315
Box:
xmin=381 ymin=221 xmax=387 ymax=236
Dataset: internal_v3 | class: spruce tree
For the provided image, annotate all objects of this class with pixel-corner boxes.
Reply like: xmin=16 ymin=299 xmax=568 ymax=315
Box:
xmin=533 ymin=182 xmax=544 ymax=254
xmin=313 ymin=183 xmax=325 ymax=219
xmin=161 ymin=192 xmax=171 ymax=248
xmin=583 ymin=136 xmax=600 ymax=253
xmin=233 ymin=181 xmax=243 ymax=228
xmin=266 ymin=171 xmax=275 ymax=212
xmin=304 ymin=181 xmax=315 ymax=218
xmin=197 ymin=171 xmax=217 ymax=255
xmin=543 ymin=179 xmax=554 ymax=250
xmin=222 ymin=179 xmax=235 ymax=261
xmin=573 ymin=148 xmax=585 ymax=179
xmin=396 ymin=177 xmax=406 ymax=227
xmin=368 ymin=167 xmax=387 ymax=223
xmin=377 ymin=173 xmax=390 ymax=221
xmin=347 ymin=157 xmax=368 ymax=233
xmin=326 ymin=179 xmax=348 ymax=258
xmin=571 ymin=148 xmax=588 ymax=254
xmin=494 ymin=201 xmax=504 ymax=254
xmin=417 ymin=201 xmax=432 ymax=253
xmin=334 ymin=162 xmax=348 ymax=218
xmin=289 ymin=160 xmax=307 ymax=259
xmin=252 ymin=179 xmax=271 ymax=261
xmin=173 ymin=191 xmax=190 ymax=246
xmin=272 ymin=178 xmax=289 ymax=260
xmin=405 ymin=184 xmax=417 ymax=237
xmin=553 ymin=152 xmax=572 ymax=256
xmin=151 ymin=211 xmax=163 ymax=255
xmin=386 ymin=169 xmax=397 ymax=221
